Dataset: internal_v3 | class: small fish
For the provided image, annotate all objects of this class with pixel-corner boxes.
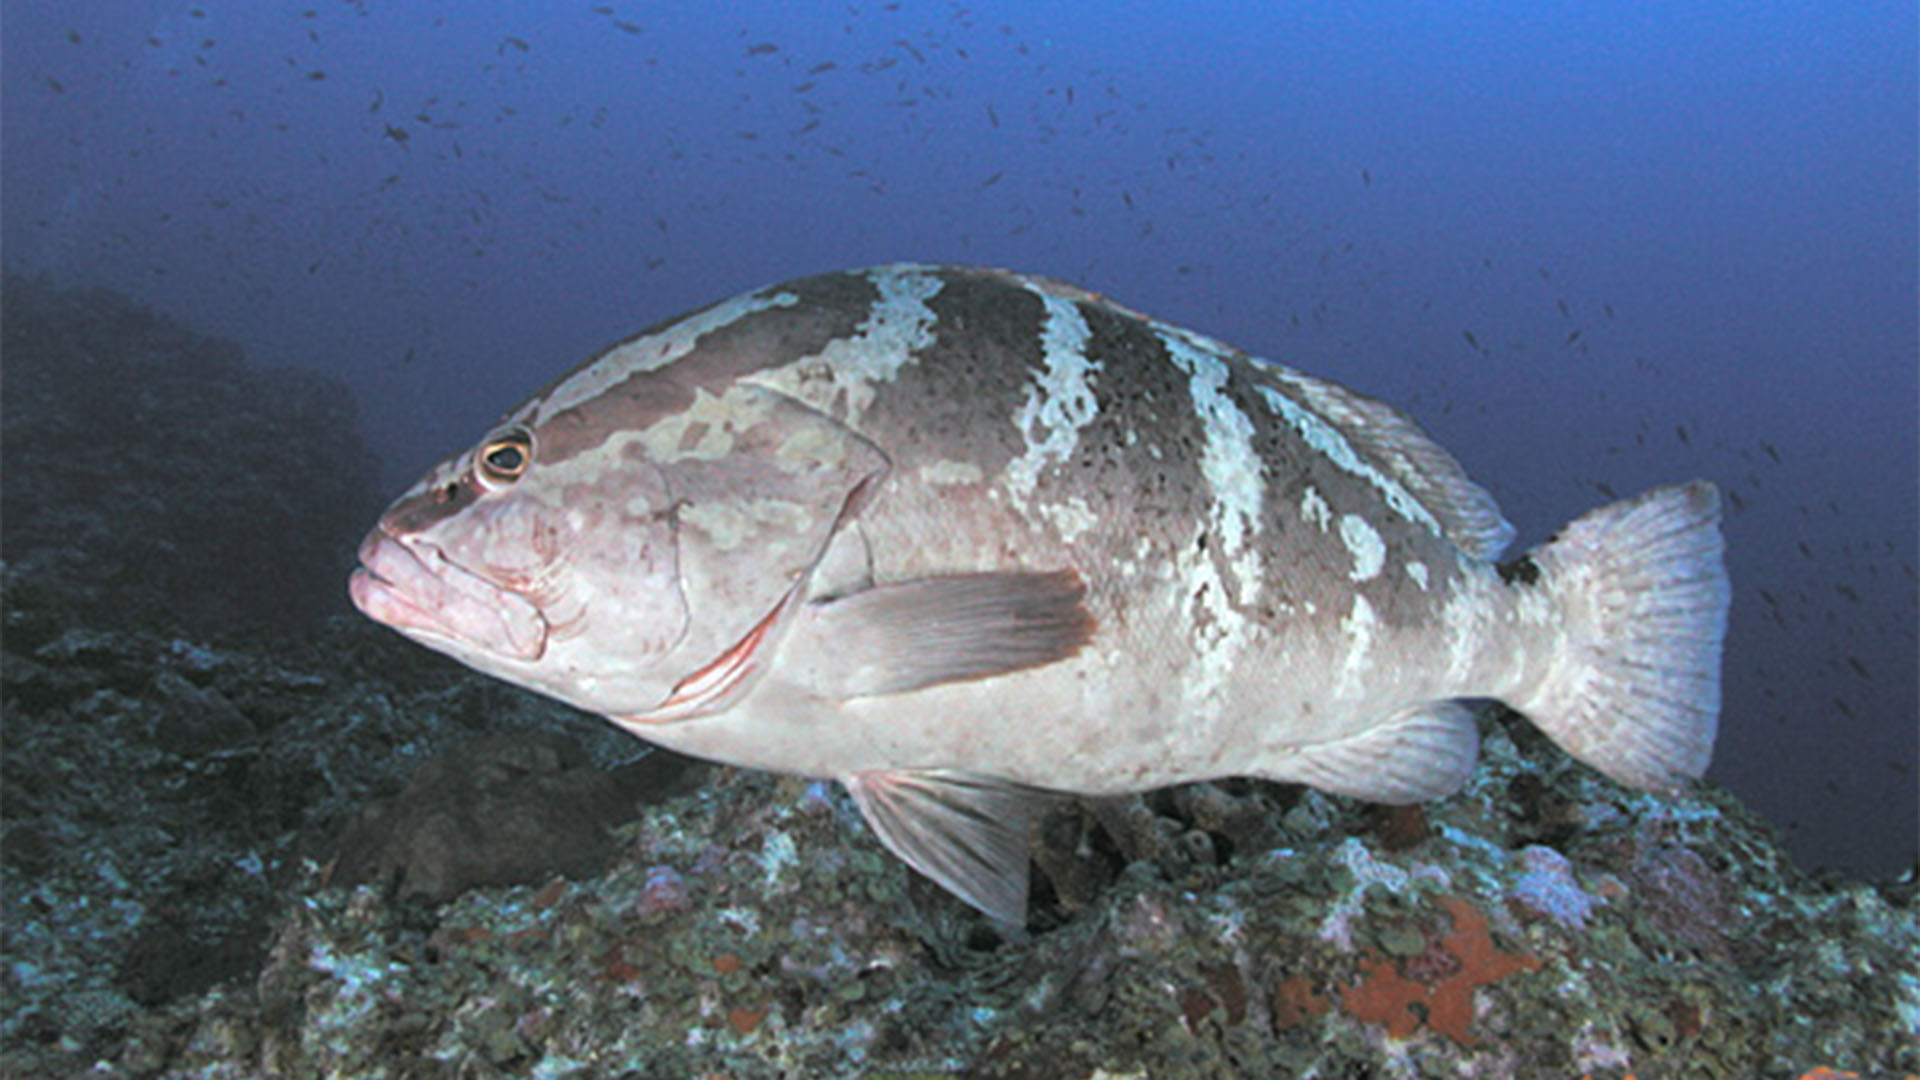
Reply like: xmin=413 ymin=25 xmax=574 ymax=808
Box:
xmin=353 ymin=265 xmax=1730 ymax=923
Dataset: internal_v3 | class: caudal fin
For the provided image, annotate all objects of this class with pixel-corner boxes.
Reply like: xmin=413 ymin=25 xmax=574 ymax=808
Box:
xmin=1513 ymin=481 xmax=1730 ymax=792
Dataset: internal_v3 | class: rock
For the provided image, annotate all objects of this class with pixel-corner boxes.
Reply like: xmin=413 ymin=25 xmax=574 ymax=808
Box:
xmin=117 ymin=906 xmax=270 ymax=1008
xmin=0 ymin=555 xmax=664 ymax=1072
xmin=152 ymin=670 xmax=258 ymax=755
xmin=0 ymin=275 xmax=381 ymax=640
xmin=133 ymin=708 xmax=1917 ymax=1079
xmin=328 ymin=731 xmax=704 ymax=905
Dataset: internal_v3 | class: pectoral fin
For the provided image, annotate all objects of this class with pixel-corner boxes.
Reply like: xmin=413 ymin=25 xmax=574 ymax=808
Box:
xmin=790 ymin=570 xmax=1095 ymax=700
xmin=843 ymin=768 xmax=1048 ymax=924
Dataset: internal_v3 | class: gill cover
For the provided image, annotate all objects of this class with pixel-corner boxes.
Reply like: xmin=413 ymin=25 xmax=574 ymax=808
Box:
xmin=633 ymin=382 xmax=891 ymax=719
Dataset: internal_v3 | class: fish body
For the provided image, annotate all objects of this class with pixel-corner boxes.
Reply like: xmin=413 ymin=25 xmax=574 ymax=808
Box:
xmin=352 ymin=264 xmax=1730 ymax=922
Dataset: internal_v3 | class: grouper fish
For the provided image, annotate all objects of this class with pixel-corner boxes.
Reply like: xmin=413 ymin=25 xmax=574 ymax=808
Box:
xmin=350 ymin=264 xmax=1730 ymax=923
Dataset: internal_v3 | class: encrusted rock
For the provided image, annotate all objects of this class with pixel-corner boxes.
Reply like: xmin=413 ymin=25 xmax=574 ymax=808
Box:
xmin=328 ymin=731 xmax=704 ymax=905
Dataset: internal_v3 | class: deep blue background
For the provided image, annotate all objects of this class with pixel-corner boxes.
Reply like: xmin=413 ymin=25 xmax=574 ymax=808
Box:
xmin=5 ymin=1 xmax=1914 ymax=878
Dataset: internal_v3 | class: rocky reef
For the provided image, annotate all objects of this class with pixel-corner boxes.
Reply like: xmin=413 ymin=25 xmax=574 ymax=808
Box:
xmin=1 ymin=280 xmax=1914 ymax=1078
xmin=5 ymin=573 xmax=1915 ymax=1077
xmin=0 ymin=274 xmax=381 ymax=639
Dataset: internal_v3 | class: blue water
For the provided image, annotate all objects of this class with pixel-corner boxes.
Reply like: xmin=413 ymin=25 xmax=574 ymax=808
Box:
xmin=3 ymin=1 xmax=1913 ymax=878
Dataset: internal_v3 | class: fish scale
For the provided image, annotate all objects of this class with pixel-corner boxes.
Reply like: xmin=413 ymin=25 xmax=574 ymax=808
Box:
xmin=352 ymin=263 xmax=1730 ymax=924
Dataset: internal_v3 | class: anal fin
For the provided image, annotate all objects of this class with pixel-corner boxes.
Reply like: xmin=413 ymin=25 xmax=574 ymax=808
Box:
xmin=1264 ymin=701 xmax=1481 ymax=804
xmin=792 ymin=570 xmax=1094 ymax=700
xmin=843 ymin=769 xmax=1048 ymax=924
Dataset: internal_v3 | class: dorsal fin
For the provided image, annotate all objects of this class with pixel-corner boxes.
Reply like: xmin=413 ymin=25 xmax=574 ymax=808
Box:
xmin=1256 ymin=364 xmax=1515 ymax=560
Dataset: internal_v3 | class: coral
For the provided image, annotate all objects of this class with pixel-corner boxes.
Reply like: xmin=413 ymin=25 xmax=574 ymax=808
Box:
xmin=1271 ymin=973 xmax=1332 ymax=1031
xmin=1274 ymin=889 xmax=1550 ymax=1049
xmin=1509 ymin=843 xmax=1607 ymax=930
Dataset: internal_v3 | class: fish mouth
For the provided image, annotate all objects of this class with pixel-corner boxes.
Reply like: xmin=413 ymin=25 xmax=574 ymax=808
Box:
xmin=349 ymin=530 xmax=548 ymax=661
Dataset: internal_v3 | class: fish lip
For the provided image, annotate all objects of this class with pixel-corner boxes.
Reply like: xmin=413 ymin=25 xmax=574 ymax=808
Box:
xmin=349 ymin=529 xmax=548 ymax=661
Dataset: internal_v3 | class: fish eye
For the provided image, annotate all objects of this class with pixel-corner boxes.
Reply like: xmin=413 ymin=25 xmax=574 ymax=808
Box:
xmin=476 ymin=428 xmax=534 ymax=486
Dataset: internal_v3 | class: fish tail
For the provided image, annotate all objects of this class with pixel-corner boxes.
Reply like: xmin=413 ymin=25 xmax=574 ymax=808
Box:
xmin=1510 ymin=481 xmax=1730 ymax=792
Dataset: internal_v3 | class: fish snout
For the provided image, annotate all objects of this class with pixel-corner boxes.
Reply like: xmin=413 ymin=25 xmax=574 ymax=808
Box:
xmin=350 ymin=529 xmax=549 ymax=661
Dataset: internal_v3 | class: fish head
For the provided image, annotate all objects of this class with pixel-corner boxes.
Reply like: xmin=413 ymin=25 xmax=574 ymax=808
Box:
xmin=350 ymin=417 xmax=692 ymax=716
xmin=351 ymin=352 xmax=891 ymax=721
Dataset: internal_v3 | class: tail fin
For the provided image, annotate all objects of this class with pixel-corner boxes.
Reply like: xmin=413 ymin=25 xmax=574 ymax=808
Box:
xmin=1512 ymin=481 xmax=1730 ymax=792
